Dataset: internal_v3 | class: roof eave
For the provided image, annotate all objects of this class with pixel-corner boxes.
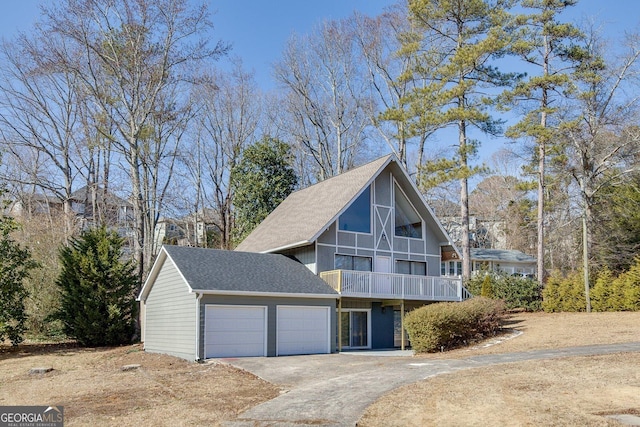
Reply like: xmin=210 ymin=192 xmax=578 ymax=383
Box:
xmin=259 ymin=240 xmax=312 ymax=254
xmin=189 ymin=289 xmax=340 ymax=299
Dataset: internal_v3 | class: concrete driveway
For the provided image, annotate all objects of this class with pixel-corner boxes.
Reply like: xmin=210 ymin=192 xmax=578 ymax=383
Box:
xmin=221 ymin=342 xmax=640 ymax=427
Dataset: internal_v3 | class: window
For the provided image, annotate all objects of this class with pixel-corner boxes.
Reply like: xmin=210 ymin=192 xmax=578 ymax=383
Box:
xmin=339 ymin=187 xmax=371 ymax=233
xmin=396 ymin=260 xmax=427 ymax=276
xmin=443 ymin=261 xmax=463 ymax=276
xmin=394 ymin=184 xmax=422 ymax=238
xmin=335 ymin=254 xmax=372 ymax=271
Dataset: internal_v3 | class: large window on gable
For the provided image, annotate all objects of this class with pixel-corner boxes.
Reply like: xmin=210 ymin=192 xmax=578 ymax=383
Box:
xmin=338 ymin=186 xmax=371 ymax=233
xmin=394 ymin=184 xmax=422 ymax=238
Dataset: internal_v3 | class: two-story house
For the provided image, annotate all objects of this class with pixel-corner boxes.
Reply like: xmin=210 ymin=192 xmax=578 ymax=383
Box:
xmin=138 ymin=154 xmax=468 ymax=360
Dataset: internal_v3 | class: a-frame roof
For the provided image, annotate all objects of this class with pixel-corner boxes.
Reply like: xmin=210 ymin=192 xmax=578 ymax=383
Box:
xmin=235 ymin=154 xmax=454 ymax=254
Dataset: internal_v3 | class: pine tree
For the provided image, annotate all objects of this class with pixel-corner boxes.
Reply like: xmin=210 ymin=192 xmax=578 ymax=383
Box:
xmin=55 ymin=227 xmax=138 ymax=346
xmin=399 ymin=0 xmax=521 ymax=279
xmin=502 ymin=0 xmax=582 ymax=287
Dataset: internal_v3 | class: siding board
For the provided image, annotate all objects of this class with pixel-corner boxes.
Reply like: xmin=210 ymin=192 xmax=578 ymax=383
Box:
xmin=144 ymin=258 xmax=197 ymax=360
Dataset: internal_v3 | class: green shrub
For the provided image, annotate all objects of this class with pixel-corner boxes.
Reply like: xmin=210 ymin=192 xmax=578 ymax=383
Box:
xmin=480 ymin=275 xmax=494 ymax=298
xmin=591 ymin=267 xmax=626 ymax=311
xmin=542 ymin=270 xmax=586 ymax=312
xmin=465 ymin=272 xmax=542 ymax=311
xmin=404 ymin=297 xmax=506 ymax=353
xmin=54 ymin=227 xmax=139 ymax=346
xmin=622 ymin=257 xmax=640 ymax=310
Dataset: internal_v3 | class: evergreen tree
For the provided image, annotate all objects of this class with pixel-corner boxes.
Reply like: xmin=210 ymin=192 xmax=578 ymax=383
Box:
xmin=399 ymin=0 xmax=521 ymax=279
xmin=231 ymin=137 xmax=298 ymax=245
xmin=0 ymin=198 xmax=38 ymax=345
xmin=55 ymin=227 xmax=138 ymax=346
xmin=592 ymin=173 xmax=640 ymax=274
xmin=502 ymin=0 xmax=582 ymax=287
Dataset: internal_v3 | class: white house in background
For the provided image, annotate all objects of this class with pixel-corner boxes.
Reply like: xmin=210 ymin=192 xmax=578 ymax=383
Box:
xmin=469 ymin=248 xmax=537 ymax=277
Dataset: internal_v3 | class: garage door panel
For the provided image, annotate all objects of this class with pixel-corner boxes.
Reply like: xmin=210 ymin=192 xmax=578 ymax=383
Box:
xmin=205 ymin=305 xmax=266 ymax=358
xmin=277 ymin=306 xmax=330 ymax=356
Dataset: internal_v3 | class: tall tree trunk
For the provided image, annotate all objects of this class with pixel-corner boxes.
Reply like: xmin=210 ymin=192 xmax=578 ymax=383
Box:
xmin=537 ymin=132 xmax=546 ymax=285
xmin=459 ymin=118 xmax=471 ymax=280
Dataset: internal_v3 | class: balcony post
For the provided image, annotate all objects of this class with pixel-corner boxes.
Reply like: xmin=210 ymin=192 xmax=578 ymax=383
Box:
xmin=337 ymin=298 xmax=342 ymax=352
xmin=400 ymin=300 xmax=406 ymax=351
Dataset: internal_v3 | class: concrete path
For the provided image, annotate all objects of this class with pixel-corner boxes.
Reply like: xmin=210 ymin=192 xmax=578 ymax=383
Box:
xmin=222 ymin=342 xmax=640 ymax=427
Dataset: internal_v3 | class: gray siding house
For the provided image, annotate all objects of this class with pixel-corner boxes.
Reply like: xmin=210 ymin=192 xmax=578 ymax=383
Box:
xmin=237 ymin=154 xmax=466 ymax=351
xmin=140 ymin=154 xmax=466 ymax=360
xmin=139 ymin=245 xmax=338 ymax=361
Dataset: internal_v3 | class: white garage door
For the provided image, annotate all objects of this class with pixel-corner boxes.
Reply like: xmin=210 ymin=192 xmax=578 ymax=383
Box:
xmin=205 ymin=305 xmax=267 ymax=358
xmin=277 ymin=306 xmax=330 ymax=356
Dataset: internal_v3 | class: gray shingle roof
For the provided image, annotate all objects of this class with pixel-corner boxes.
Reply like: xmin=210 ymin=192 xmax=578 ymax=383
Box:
xmin=470 ymin=248 xmax=536 ymax=263
xmin=235 ymin=155 xmax=393 ymax=253
xmin=162 ymin=245 xmax=338 ymax=296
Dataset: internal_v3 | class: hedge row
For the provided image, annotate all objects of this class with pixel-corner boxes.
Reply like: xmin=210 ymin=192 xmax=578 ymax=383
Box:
xmin=542 ymin=257 xmax=640 ymax=312
xmin=464 ymin=272 xmax=542 ymax=311
xmin=404 ymin=297 xmax=506 ymax=353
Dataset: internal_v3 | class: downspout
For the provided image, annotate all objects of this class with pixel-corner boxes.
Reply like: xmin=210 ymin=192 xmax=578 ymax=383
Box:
xmin=195 ymin=292 xmax=202 ymax=361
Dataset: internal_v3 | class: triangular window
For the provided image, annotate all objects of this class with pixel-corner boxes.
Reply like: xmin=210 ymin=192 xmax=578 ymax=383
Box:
xmin=339 ymin=186 xmax=371 ymax=233
xmin=394 ymin=184 xmax=422 ymax=238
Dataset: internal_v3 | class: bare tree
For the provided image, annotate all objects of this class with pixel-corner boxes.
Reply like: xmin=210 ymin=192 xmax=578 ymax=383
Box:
xmin=39 ymin=0 xmax=229 ymax=280
xmin=185 ymin=62 xmax=261 ymax=249
xmin=274 ymin=19 xmax=372 ymax=181
xmin=351 ymin=6 xmax=438 ymax=171
xmin=0 ymin=31 xmax=83 ymax=235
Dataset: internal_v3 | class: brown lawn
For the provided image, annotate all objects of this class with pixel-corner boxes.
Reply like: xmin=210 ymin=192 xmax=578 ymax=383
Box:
xmin=0 ymin=343 xmax=280 ymax=426
xmin=358 ymin=311 xmax=640 ymax=426
xmin=1 ymin=312 xmax=639 ymax=426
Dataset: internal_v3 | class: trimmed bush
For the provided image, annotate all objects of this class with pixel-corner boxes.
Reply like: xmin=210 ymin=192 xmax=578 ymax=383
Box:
xmin=465 ymin=272 xmax=542 ymax=311
xmin=480 ymin=275 xmax=494 ymax=298
xmin=622 ymin=257 xmax=640 ymax=310
xmin=542 ymin=270 xmax=587 ymax=312
xmin=54 ymin=227 xmax=138 ymax=346
xmin=404 ymin=297 xmax=506 ymax=353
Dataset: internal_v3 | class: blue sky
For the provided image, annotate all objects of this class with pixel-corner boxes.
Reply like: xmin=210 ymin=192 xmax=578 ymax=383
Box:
xmin=3 ymin=1 xmax=637 ymax=91
xmin=0 ymin=0 xmax=637 ymax=167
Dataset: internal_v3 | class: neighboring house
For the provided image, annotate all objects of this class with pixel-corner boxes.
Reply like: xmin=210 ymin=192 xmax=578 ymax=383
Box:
xmin=140 ymin=154 xmax=467 ymax=360
xmin=70 ymin=186 xmax=134 ymax=239
xmin=470 ymin=248 xmax=536 ymax=277
xmin=4 ymin=193 xmax=64 ymax=218
xmin=138 ymin=245 xmax=338 ymax=360
xmin=153 ymin=209 xmax=221 ymax=249
xmin=6 ymin=186 xmax=134 ymax=238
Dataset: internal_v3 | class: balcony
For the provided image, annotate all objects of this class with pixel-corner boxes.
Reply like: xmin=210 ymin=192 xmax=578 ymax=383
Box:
xmin=320 ymin=270 xmax=471 ymax=302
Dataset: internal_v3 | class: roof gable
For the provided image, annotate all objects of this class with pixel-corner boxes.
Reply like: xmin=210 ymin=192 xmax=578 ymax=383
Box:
xmin=235 ymin=154 xmax=454 ymax=253
xmin=139 ymin=245 xmax=338 ymax=301
xmin=235 ymin=155 xmax=393 ymax=253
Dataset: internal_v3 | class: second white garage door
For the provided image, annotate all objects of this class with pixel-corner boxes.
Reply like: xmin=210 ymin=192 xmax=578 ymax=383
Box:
xmin=277 ymin=306 xmax=331 ymax=356
xmin=204 ymin=305 xmax=267 ymax=358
